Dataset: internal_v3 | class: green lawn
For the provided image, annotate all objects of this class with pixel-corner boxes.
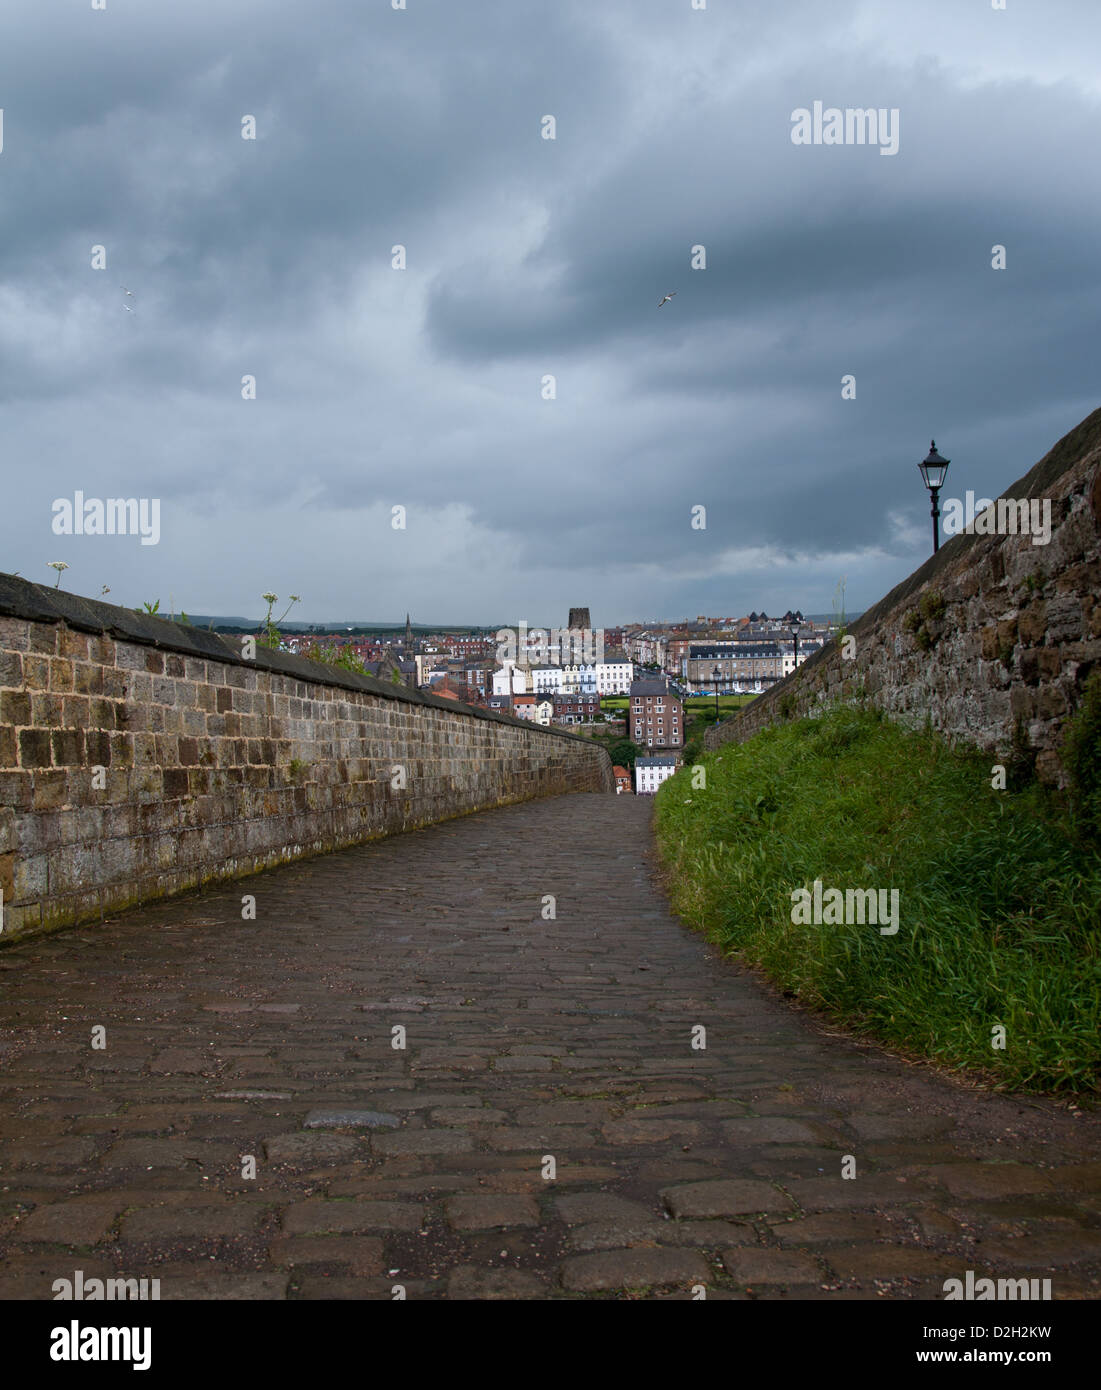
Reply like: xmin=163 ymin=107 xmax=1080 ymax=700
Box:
xmin=654 ymin=705 xmax=1101 ymax=1094
xmin=601 ymin=693 xmax=756 ymax=713
xmin=684 ymin=694 xmax=757 ymax=712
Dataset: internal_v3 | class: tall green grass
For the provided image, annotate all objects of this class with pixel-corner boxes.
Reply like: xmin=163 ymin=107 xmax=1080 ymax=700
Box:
xmin=655 ymin=706 xmax=1101 ymax=1093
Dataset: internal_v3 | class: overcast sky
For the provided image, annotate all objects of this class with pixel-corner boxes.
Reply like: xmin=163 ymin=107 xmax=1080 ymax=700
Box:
xmin=1 ymin=0 xmax=1098 ymax=626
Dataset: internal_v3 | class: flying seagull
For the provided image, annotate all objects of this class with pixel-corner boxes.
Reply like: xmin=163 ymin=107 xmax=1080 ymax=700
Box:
xmin=658 ymin=291 xmax=677 ymax=307
xmin=121 ymin=286 xmax=135 ymax=311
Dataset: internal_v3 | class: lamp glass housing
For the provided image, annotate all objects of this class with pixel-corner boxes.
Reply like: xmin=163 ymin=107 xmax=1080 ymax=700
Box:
xmin=919 ymin=441 xmax=950 ymax=492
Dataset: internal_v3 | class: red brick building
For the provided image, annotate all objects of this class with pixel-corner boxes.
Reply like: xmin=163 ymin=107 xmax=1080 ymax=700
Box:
xmin=552 ymin=692 xmax=600 ymax=725
xmin=629 ymin=677 xmax=683 ymax=750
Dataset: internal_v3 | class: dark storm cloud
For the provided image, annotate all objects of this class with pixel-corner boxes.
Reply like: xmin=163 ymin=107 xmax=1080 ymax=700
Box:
xmin=423 ymin=53 xmax=1101 ymax=562
xmin=0 ymin=0 xmax=1098 ymax=622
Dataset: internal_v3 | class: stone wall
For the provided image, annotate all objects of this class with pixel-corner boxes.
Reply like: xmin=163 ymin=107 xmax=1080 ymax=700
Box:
xmin=570 ymin=720 xmax=627 ymax=739
xmin=706 ymin=406 xmax=1101 ymax=784
xmin=0 ymin=576 xmax=614 ymax=943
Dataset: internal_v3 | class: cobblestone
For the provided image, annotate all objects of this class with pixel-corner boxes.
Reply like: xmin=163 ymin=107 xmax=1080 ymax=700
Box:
xmin=560 ymin=1248 xmax=711 ymax=1292
xmin=0 ymin=795 xmax=1098 ymax=1299
xmin=721 ymin=1248 xmax=824 ymax=1285
xmin=662 ymin=1180 xmax=794 ymax=1219
xmin=444 ymin=1195 xmax=541 ymax=1231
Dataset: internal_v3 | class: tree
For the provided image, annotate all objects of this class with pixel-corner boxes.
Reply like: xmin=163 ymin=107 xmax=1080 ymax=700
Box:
xmin=607 ymin=738 xmax=642 ymax=770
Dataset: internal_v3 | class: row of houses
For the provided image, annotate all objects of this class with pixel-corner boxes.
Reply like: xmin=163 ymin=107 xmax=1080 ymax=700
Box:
xmin=431 ymin=668 xmax=689 ymax=747
xmin=483 ymin=692 xmax=552 ymax=724
xmin=491 ymin=654 xmax=635 ymax=698
xmin=279 ymin=608 xmax=833 ymax=703
xmin=683 ymin=641 xmax=798 ymax=690
xmin=619 ymin=611 xmax=833 ymax=692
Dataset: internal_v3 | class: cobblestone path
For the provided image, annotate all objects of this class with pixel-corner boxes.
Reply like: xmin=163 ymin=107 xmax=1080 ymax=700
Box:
xmin=1 ymin=793 xmax=1099 ymax=1300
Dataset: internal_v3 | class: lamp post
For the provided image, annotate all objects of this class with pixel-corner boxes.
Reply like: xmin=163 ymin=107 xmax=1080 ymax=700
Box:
xmin=712 ymin=664 xmax=722 ymax=721
xmin=918 ymin=440 xmax=951 ymax=554
xmin=789 ymin=622 xmax=799 ymax=673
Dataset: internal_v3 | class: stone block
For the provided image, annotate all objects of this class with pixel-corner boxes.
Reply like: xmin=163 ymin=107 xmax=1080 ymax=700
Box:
xmin=372 ymin=1130 xmax=473 ymax=1156
xmin=720 ymin=1117 xmax=820 ymax=1144
xmin=3 ymin=691 xmax=32 ymax=726
xmin=1017 ymin=602 xmax=1047 ymax=645
xmin=281 ymin=1201 xmax=424 ymax=1236
xmin=1046 ymin=595 xmax=1083 ymax=643
xmin=50 ymin=728 xmax=84 ymax=766
xmin=445 ymin=1195 xmax=541 ymax=1231
xmin=661 ymin=1180 xmax=793 ymax=1219
xmin=14 ymin=1203 xmax=120 ymax=1245
xmin=769 ymin=1212 xmax=899 ymax=1246
xmin=560 ymin=1249 xmax=710 ymax=1292
xmin=721 ymin=1248 xmax=822 ymax=1284
xmin=120 ymin=1205 xmax=260 ymax=1241
xmin=0 ymin=650 xmax=23 ymax=687
xmin=49 ymin=658 xmax=74 ymax=692
xmin=304 ymin=1109 xmax=401 ymax=1129
xmin=57 ymin=628 xmax=90 ymax=661
xmin=22 ymin=655 xmax=50 ymax=690
xmin=263 ymin=1130 xmax=362 ymax=1165
xmin=925 ymin=1163 xmax=1053 ymax=1200
xmin=556 ymin=1193 xmax=655 ymax=1226
xmin=29 ymin=625 xmax=57 ymax=655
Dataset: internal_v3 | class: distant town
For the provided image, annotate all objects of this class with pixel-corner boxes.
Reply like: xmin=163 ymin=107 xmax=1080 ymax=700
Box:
xmin=214 ymin=605 xmax=846 ymax=797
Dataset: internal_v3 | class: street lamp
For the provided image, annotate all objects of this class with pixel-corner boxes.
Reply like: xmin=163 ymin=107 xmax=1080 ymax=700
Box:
xmin=712 ymin=664 xmax=722 ymax=721
xmin=918 ymin=440 xmax=951 ymax=554
xmin=789 ymin=621 xmax=799 ymax=672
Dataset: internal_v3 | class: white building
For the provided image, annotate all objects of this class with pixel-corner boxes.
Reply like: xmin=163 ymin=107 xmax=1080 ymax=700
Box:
xmin=532 ymin=665 xmax=564 ymax=695
xmin=595 ymin=656 xmax=634 ymax=695
xmin=534 ymin=697 xmax=554 ymax=726
xmin=557 ymin=662 xmax=598 ymax=694
xmin=524 ymin=648 xmax=614 ymax=695
xmin=492 ymin=662 xmax=531 ymax=696
xmin=635 ymin=756 xmax=679 ymax=795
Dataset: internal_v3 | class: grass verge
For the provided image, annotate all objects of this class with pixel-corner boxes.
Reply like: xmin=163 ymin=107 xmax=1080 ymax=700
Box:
xmin=654 ymin=705 xmax=1101 ymax=1094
